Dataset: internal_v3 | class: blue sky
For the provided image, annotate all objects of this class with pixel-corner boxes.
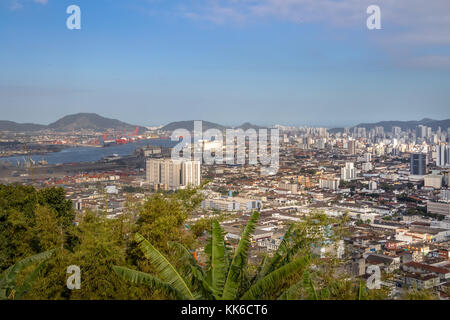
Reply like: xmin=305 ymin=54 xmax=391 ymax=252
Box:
xmin=0 ymin=0 xmax=449 ymax=127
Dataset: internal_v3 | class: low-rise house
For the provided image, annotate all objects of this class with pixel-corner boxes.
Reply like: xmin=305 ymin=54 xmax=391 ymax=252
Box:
xmin=365 ymin=253 xmax=401 ymax=273
xmin=402 ymin=261 xmax=450 ymax=282
xmin=385 ymin=239 xmax=407 ymax=251
xmin=404 ymin=272 xmax=440 ymax=289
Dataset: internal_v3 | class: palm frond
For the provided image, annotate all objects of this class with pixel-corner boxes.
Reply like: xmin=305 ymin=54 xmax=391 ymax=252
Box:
xmin=134 ymin=233 xmax=195 ymax=300
xmin=241 ymin=255 xmax=310 ymax=300
xmin=167 ymin=241 xmax=204 ymax=275
xmin=167 ymin=241 xmax=215 ymax=300
xmin=3 ymin=249 xmax=55 ymax=285
xmin=113 ymin=265 xmax=187 ymax=300
xmin=277 ymin=238 xmax=307 ymax=268
xmin=277 ymin=270 xmax=319 ymax=300
xmin=251 ymin=254 xmax=268 ymax=286
xmin=303 ymin=271 xmax=319 ymax=300
xmin=222 ymin=211 xmax=260 ymax=300
xmin=277 ymin=279 xmax=303 ymax=300
xmin=189 ymin=265 xmax=217 ymax=300
xmin=0 ymin=249 xmax=55 ymax=300
xmin=14 ymin=260 xmax=47 ymax=300
xmin=259 ymin=225 xmax=294 ymax=278
xmin=358 ymin=280 xmax=366 ymax=300
xmin=208 ymin=221 xmax=227 ymax=294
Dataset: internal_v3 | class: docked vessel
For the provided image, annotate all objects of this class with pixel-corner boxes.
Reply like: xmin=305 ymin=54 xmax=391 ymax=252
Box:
xmin=103 ymin=139 xmax=117 ymax=147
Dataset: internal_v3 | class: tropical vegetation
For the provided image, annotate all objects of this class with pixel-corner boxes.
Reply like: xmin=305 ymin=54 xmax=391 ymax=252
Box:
xmin=0 ymin=184 xmax=439 ymax=300
xmin=114 ymin=211 xmax=311 ymax=300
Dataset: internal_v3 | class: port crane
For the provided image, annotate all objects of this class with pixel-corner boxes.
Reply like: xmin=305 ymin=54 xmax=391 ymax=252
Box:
xmin=22 ymin=140 xmax=35 ymax=180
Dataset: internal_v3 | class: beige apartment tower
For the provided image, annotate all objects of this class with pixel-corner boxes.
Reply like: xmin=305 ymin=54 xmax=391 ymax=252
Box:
xmin=146 ymin=159 xmax=201 ymax=190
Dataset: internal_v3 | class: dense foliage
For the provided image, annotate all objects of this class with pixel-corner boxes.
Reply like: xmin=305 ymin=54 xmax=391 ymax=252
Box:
xmin=114 ymin=211 xmax=312 ymax=300
xmin=0 ymin=184 xmax=432 ymax=300
xmin=0 ymin=185 xmax=74 ymax=272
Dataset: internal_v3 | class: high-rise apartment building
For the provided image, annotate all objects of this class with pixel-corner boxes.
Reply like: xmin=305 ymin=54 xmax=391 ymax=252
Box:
xmin=348 ymin=140 xmax=356 ymax=155
xmin=436 ymin=144 xmax=450 ymax=167
xmin=410 ymin=153 xmax=427 ymax=176
xmin=392 ymin=126 xmax=401 ymax=137
xmin=316 ymin=138 xmax=326 ymax=149
xmin=319 ymin=176 xmax=340 ymax=190
xmin=146 ymin=159 xmax=201 ymax=190
xmin=374 ymin=126 xmax=384 ymax=137
xmin=182 ymin=160 xmax=201 ymax=186
xmin=341 ymin=162 xmax=356 ymax=181
xmin=440 ymin=189 xmax=450 ymax=202
xmin=416 ymin=125 xmax=427 ymax=140
xmin=353 ymin=127 xmax=366 ymax=138
xmin=364 ymin=152 xmax=372 ymax=162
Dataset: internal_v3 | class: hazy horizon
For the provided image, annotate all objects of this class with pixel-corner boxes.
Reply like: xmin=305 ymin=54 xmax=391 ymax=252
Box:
xmin=2 ymin=111 xmax=450 ymax=129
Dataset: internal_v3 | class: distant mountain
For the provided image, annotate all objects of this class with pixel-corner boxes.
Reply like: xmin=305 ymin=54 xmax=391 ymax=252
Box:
xmin=0 ymin=113 xmax=145 ymax=133
xmin=48 ymin=113 xmax=144 ymax=132
xmin=161 ymin=120 xmax=226 ymax=132
xmin=235 ymin=122 xmax=267 ymax=130
xmin=0 ymin=120 xmax=46 ymax=132
xmin=330 ymin=118 xmax=450 ymax=133
xmin=161 ymin=120 xmax=266 ymax=132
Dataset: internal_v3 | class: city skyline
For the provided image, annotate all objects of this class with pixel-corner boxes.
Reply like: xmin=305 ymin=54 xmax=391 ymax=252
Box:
xmin=1 ymin=0 xmax=450 ymax=127
xmin=2 ymin=0 xmax=450 ymax=305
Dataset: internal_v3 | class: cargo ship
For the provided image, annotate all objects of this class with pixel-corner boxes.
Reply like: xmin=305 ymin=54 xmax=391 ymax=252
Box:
xmin=103 ymin=139 xmax=117 ymax=147
xmin=115 ymin=137 xmax=129 ymax=145
xmin=102 ymin=127 xmax=145 ymax=147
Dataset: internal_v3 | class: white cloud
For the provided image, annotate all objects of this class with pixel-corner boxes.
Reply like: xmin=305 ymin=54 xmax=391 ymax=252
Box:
xmin=178 ymin=0 xmax=450 ymax=67
xmin=181 ymin=0 xmax=450 ymax=45
xmin=9 ymin=0 xmax=23 ymax=10
xmin=184 ymin=4 xmax=247 ymax=24
xmin=8 ymin=0 xmax=48 ymax=10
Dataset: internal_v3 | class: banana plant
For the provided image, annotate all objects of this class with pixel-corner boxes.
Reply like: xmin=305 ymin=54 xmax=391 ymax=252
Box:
xmin=114 ymin=211 xmax=311 ymax=300
xmin=0 ymin=249 xmax=55 ymax=300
